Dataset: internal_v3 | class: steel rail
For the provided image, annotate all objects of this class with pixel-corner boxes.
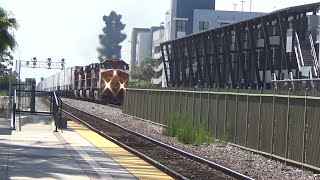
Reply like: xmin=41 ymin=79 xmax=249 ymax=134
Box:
xmin=62 ymin=107 xmax=187 ymax=180
xmin=62 ymin=103 xmax=253 ymax=180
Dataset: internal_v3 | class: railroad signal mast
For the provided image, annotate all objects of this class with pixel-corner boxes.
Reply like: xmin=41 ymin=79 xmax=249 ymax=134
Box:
xmin=25 ymin=57 xmax=66 ymax=70
xmin=15 ymin=57 xmax=66 ymax=85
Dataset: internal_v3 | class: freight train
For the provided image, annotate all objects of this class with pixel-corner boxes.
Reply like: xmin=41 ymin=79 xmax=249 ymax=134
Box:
xmin=37 ymin=59 xmax=129 ymax=104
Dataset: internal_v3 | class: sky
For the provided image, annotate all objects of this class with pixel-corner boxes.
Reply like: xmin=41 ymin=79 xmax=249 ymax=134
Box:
xmin=1 ymin=0 xmax=320 ymax=82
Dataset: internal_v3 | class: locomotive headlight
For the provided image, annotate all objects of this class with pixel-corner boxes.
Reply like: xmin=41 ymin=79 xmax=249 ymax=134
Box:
xmin=120 ymin=83 xmax=125 ymax=89
xmin=105 ymin=82 xmax=111 ymax=89
xmin=113 ymin=70 xmax=117 ymax=76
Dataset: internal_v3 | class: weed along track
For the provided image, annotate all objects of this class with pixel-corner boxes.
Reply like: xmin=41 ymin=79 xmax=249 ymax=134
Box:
xmin=62 ymin=103 xmax=252 ymax=179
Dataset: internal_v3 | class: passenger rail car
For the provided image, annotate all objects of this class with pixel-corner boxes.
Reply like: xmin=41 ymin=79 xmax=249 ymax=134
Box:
xmin=37 ymin=59 xmax=129 ymax=105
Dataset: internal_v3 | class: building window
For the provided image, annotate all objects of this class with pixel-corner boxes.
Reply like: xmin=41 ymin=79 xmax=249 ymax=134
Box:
xmin=177 ymin=20 xmax=186 ymax=32
xmin=199 ymin=21 xmax=209 ymax=31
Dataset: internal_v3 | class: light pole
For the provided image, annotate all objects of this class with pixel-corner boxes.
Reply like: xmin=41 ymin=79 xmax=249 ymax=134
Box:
xmin=240 ymin=1 xmax=245 ymax=12
xmin=233 ymin=3 xmax=238 ymax=11
xmin=250 ymin=0 xmax=252 ymax=12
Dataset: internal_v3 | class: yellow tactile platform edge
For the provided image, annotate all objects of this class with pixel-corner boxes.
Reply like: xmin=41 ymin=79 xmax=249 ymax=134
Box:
xmin=68 ymin=120 xmax=173 ymax=180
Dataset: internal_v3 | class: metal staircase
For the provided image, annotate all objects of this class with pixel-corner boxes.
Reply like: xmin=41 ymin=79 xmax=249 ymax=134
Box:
xmin=300 ymin=42 xmax=314 ymax=66
xmin=294 ymin=32 xmax=319 ymax=79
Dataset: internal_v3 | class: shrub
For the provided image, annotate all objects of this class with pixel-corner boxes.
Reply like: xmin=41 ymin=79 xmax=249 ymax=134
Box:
xmin=163 ymin=112 xmax=181 ymax=137
xmin=163 ymin=112 xmax=212 ymax=145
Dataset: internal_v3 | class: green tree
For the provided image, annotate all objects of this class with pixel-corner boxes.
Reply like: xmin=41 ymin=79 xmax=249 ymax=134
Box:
xmin=0 ymin=7 xmax=18 ymax=70
xmin=130 ymin=58 xmax=156 ymax=81
xmin=97 ymin=11 xmax=126 ymax=61
xmin=0 ymin=73 xmax=17 ymax=90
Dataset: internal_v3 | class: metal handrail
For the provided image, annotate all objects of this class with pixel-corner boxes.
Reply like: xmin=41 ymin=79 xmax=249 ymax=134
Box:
xmin=293 ymin=44 xmax=301 ymax=70
xmin=309 ymin=34 xmax=319 ymax=75
xmin=294 ymin=32 xmax=303 ymax=70
xmin=53 ymin=91 xmax=59 ymax=107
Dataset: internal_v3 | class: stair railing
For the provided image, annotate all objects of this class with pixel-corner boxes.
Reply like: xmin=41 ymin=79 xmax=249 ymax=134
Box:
xmin=294 ymin=32 xmax=304 ymax=70
xmin=309 ymin=34 xmax=319 ymax=76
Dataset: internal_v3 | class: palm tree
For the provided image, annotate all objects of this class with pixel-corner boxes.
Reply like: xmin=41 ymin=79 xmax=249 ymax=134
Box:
xmin=0 ymin=7 xmax=18 ymax=54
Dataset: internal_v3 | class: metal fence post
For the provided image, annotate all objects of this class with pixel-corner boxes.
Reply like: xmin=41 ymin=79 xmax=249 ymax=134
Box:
xmin=192 ymin=87 xmax=195 ymax=125
xmin=224 ymin=87 xmax=228 ymax=141
xmin=12 ymin=89 xmax=16 ymax=130
xmin=162 ymin=89 xmax=166 ymax=124
xmin=31 ymin=83 xmax=36 ymax=112
xmin=122 ymin=90 xmax=127 ymax=114
xmin=179 ymin=87 xmax=182 ymax=115
xmin=215 ymin=87 xmax=219 ymax=138
xmin=167 ymin=90 xmax=170 ymax=121
xmin=158 ymin=90 xmax=161 ymax=124
xmin=258 ymin=88 xmax=263 ymax=151
xmin=302 ymin=88 xmax=308 ymax=168
xmin=207 ymin=87 xmax=210 ymax=132
xmin=271 ymin=88 xmax=276 ymax=156
xmin=199 ymin=88 xmax=202 ymax=123
xmin=234 ymin=87 xmax=239 ymax=144
xmin=185 ymin=88 xmax=188 ymax=117
xmin=285 ymin=88 xmax=291 ymax=164
xmin=245 ymin=87 xmax=250 ymax=148
xmin=7 ymin=68 xmax=12 ymax=120
xmin=141 ymin=89 xmax=145 ymax=119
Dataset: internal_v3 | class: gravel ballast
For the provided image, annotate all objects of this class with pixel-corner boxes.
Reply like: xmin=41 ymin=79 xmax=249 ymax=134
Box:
xmin=62 ymin=98 xmax=319 ymax=180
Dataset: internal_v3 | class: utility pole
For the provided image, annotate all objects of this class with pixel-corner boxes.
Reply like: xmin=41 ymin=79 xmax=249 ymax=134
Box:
xmin=240 ymin=1 xmax=245 ymax=12
xmin=250 ymin=0 xmax=252 ymax=12
xmin=233 ymin=3 xmax=238 ymax=11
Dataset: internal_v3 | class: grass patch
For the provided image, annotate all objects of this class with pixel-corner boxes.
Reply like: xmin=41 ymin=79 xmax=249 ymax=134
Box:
xmin=163 ymin=112 xmax=181 ymax=137
xmin=163 ymin=112 xmax=212 ymax=145
xmin=0 ymin=90 xmax=7 ymax=96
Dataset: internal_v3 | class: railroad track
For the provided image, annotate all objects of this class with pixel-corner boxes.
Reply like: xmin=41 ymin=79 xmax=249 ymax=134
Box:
xmin=63 ymin=97 xmax=123 ymax=109
xmin=61 ymin=103 xmax=253 ymax=180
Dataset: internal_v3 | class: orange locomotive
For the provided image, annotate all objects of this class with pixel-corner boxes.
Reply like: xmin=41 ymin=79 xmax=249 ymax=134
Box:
xmin=74 ymin=59 xmax=129 ymax=104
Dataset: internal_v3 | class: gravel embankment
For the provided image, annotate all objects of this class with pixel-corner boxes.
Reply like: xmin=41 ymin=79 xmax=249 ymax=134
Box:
xmin=62 ymin=98 xmax=319 ymax=180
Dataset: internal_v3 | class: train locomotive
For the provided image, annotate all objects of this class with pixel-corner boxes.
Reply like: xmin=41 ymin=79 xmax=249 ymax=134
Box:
xmin=37 ymin=59 xmax=129 ymax=105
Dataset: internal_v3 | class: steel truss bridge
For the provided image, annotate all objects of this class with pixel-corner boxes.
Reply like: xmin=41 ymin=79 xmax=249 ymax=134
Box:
xmin=161 ymin=2 xmax=320 ymax=90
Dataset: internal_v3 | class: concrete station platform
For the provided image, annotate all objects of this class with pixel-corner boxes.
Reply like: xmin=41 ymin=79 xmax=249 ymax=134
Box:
xmin=0 ymin=115 xmax=173 ymax=180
